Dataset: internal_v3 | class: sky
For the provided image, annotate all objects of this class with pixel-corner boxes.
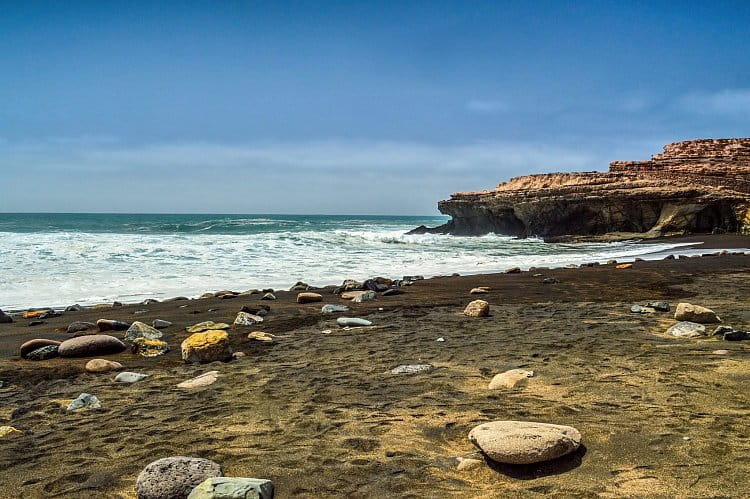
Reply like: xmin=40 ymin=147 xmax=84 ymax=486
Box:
xmin=1 ymin=0 xmax=749 ymax=214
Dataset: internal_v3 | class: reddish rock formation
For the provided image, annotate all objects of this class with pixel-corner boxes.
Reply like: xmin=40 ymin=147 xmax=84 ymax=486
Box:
xmin=413 ymin=138 xmax=750 ymax=241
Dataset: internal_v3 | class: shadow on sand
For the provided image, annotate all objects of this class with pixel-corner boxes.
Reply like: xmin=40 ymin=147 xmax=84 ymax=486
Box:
xmin=485 ymin=444 xmax=587 ymax=479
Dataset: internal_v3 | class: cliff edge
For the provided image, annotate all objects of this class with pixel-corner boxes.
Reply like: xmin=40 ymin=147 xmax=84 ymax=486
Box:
xmin=412 ymin=138 xmax=750 ymax=241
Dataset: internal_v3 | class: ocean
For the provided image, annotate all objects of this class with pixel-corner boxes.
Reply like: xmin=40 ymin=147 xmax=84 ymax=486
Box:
xmin=0 ymin=213 xmax=699 ymax=310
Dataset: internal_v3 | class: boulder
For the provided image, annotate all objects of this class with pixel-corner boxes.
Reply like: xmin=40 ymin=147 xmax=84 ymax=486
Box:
xmin=177 ymin=371 xmax=220 ymax=389
xmin=58 ymin=335 xmax=126 ymax=357
xmin=506 ymin=267 xmax=521 ymax=274
xmin=152 ymin=319 xmax=172 ymax=329
xmin=65 ymin=304 xmax=83 ymax=312
xmin=187 ymin=321 xmax=230 ymax=333
xmin=20 ymin=339 xmax=61 ymax=358
xmin=135 ymin=456 xmax=222 ymax=499
xmin=469 ymin=421 xmax=581 ymax=464
xmin=26 ymin=345 xmax=60 ymax=361
xmin=488 ymin=369 xmax=534 ymax=389
xmin=67 ymin=393 xmax=102 ymax=412
xmin=132 ymin=338 xmax=170 ymax=357
xmin=289 ymin=281 xmax=309 ymax=291
xmin=85 ymin=359 xmax=123 ymax=373
xmin=115 ymin=372 xmax=149 ymax=383
xmin=233 ymin=312 xmax=263 ymax=327
xmin=297 ymin=292 xmax=323 ymax=304
xmin=352 ymin=290 xmax=377 ymax=303
xmin=0 ymin=309 xmax=13 ymax=324
xmin=667 ymin=321 xmax=707 ymax=338
xmin=188 ymin=477 xmax=274 ymax=499
xmin=464 ymin=300 xmax=490 ymax=317
xmin=260 ymin=293 xmax=276 ymax=301
xmin=723 ymin=330 xmax=750 ymax=341
xmin=391 ymin=364 xmax=432 ymax=374
xmin=97 ymin=319 xmax=131 ymax=332
xmin=321 ymin=304 xmax=349 ymax=314
xmin=66 ymin=321 xmax=96 ymax=334
xmin=336 ymin=317 xmax=372 ymax=327
xmin=674 ymin=303 xmax=721 ymax=323
xmin=181 ymin=331 xmax=232 ymax=363
xmin=125 ymin=321 xmax=163 ymax=342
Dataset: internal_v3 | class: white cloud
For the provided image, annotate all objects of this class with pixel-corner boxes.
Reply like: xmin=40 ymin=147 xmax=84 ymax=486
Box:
xmin=678 ymin=88 xmax=750 ymax=116
xmin=466 ymin=99 xmax=508 ymax=114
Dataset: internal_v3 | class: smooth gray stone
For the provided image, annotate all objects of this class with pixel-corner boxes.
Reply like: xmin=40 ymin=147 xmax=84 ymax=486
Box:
xmin=152 ymin=319 xmax=172 ymax=329
xmin=115 ymin=372 xmax=149 ymax=383
xmin=336 ymin=317 xmax=372 ymax=327
xmin=321 ymin=304 xmax=349 ymax=314
xmin=667 ymin=321 xmax=706 ymax=338
xmin=646 ymin=301 xmax=670 ymax=312
xmin=188 ymin=477 xmax=274 ymax=499
xmin=391 ymin=364 xmax=432 ymax=374
xmin=67 ymin=393 xmax=101 ymax=411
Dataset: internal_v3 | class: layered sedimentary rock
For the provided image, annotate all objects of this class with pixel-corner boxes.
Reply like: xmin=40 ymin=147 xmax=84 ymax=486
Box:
xmin=413 ymin=138 xmax=750 ymax=240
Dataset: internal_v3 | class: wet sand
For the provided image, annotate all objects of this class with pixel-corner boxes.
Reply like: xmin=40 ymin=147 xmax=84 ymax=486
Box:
xmin=1 ymin=245 xmax=749 ymax=497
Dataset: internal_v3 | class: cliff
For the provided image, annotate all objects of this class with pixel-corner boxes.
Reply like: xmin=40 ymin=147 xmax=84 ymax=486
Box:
xmin=412 ymin=138 xmax=750 ymax=241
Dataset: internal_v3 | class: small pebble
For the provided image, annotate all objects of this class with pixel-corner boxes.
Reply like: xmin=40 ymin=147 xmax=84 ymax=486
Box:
xmin=436 ymin=337 xmax=445 ymax=342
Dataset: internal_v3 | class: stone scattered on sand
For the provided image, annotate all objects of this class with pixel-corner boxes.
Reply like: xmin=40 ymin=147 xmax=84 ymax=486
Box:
xmin=238 ymin=289 xmax=260 ymax=296
xmin=630 ymin=305 xmax=656 ymax=314
xmin=506 ymin=267 xmax=521 ymax=274
xmin=674 ymin=303 xmax=721 ymax=323
xmin=65 ymin=321 xmax=96 ymax=334
xmin=0 ymin=309 xmax=13 ymax=324
xmin=85 ymin=359 xmax=123 ymax=373
xmin=297 ymin=292 xmax=322 ymax=304
xmin=132 ymin=338 xmax=170 ymax=357
xmin=136 ymin=456 xmax=222 ymax=499
xmin=463 ymin=300 xmax=490 ymax=317
xmin=65 ymin=304 xmax=83 ymax=312
xmin=488 ymin=369 xmax=534 ymax=389
xmin=723 ymin=329 xmax=750 ymax=341
xmin=96 ymin=319 xmax=131 ymax=332
xmin=468 ymin=421 xmax=582 ymax=465
xmin=381 ymin=288 xmax=403 ymax=296
xmin=20 ymin=339 xmax=61 ymax=358
xmin=58 ymin=335 xmax=126 ymax=357
xmin=615 ymin=263 xmax=633 ymax=269
xmin=646 ymin=301 xmax=670 ymax=312
xmin=28 ymin=320 xmax=45 ymax=327
xmin=248 ymin=331 xmax=274 ymax=342
xmin=22 ymin=309 xmax=50 ymax=319
xmin=233 ymin=312 xmax=263 ymax=327
xmin=26 ymin=345 xmax=59 ymax=361
xmin=336 ymin=317 xmax=372 ymax=327
xmin=470 ymin=287 xmax=489 ymax=295
xmin=391 ymin=364 xmax=432 ymax=374
xmin=200 ymin=292 xmax=215 ymax=299
xmin=125 ymin=321 xmax=163 ymax=342
xmin=456 ymin=457 xmax=483 ymax=471
xmin=182 ymin=331 xmax=232 ymax=363
xmin=322 ymin=304 xmax=349 ymax=314
xmin=712 ymin=325 xmax=733 ymax=337
xmin=667 ymin=321 xmax=707 ymax=338
xmin=352 ymin=290 xmax=377 ymax=303
xmin=290 ymin=281 xmax=310 ymax=291
xmin=115 ymin=372 xmax=149 ymax=383
xmin=542 ymin=277 xmax=559 ymax=284
xmin=712 ymin=349 xmax=730 ymax=355
xmin=0 ymin=426 xmax=22 ymax=438
xmin=142 ymin=298 xmax=160 ymax=305
xmin=188 ymin=477 xmax=274 ymax=499
xmin=261 ymin=293 xmax=276 ymax=301
xmin=67 ymin=393 xmax=102 ymax=412
xmin=436 ymin=337 xmax=445 ymax=342
xmin=177 ymin=371 xmax=220 ymax=389
xmin=152 ymin=319 xmax=172 ymax=329
xmin=187 ymin=321 xmax=230 ymax=333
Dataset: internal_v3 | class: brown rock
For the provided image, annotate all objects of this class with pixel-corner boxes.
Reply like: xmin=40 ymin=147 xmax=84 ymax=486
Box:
xmin=20 ymin=339 xmax=61 ymax=359
xmin=469 ymin=421 xmax=581 ymax=464
xmin=463 ymin=300 xmax=490 ymax=317
xmin=58 ymin=335 xmax=127 ymax=357
xmin=85 ymin=359 xmax=123 ymax=373
xmin=674 ymin=303 xmax=721 ymax=323
xmin=615 ymin=263 xmax=633 ymax=269
xmin=469 ymin=287 xmax=489 ymax=295
xmin=297 ymin=292 xmax=323 ymax=304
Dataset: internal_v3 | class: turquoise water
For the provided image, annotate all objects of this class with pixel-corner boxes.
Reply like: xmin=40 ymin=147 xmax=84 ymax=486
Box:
xmin=0 ymin=213 xmax=694 ymax=309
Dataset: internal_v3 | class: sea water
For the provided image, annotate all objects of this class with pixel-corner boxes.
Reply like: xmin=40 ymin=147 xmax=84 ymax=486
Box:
xmin=0 ymin=213 xmax=700 ymax=310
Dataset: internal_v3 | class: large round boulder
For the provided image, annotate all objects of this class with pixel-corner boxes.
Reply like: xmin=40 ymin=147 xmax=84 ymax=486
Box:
xmin=58 ymin=335 xmax=126 ymax=358
xmin=135 ymin=456 xmax=222 ymax=499
xmin=20 ymin=339 xmax=61 ymax=358
xmin=181 ymin=331 xmax=232 ymax=363
xmin=468 ymin=420 xmax=581 ymax=464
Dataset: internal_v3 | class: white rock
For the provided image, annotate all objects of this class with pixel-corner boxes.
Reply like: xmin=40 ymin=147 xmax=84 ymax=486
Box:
xmin=177 ymin=371 xmax=220 ymax=389
xmin=488 ymin=369 xmax=534 ymax=389
xmin=469 ymin=420 xmax=581 ymax=464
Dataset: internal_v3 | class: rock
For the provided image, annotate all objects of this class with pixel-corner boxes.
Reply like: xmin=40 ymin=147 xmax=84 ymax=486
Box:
xmin=297 ymin=292 xmax=322 ymax=304
xmin=0 ymin=426 xmax=23 ymax=438
xmin=542 ymin=277 xmax=559 ymax=284
xmin=85 ymin=359 xmax=123 ymax=373
xmin=615 ymin=263 xmax=633 ymax=269
xmin=67 ymin=393 xmax=102 ymax=411
xmin=463 ymin=300 xmax=490 ymax=317
xmin=125 ymin=321 xmax=163 ymax=342
xmin=352 ymin=290 xmax=376 ymax=303
xmin=232 ymin=352 xmax=246 ymax=359
xmin=115 ymin=372 xmax=149 ymax=383
xmin=646 ymin=301 xmax=670 ymax=312
xmin=321 ymin=304 xmax=349 ymax=314
xmin=200 ymin=293 xmax=215 ymax=299
xmin=488 ymin=369 xmax=534 ymax=389
xmin=142 ymin=298 xmax=160 ymax=305
xmin=506 ymin=267 xmax=521 ymax=274
xmin=65 ymin=304 xmax=83 ymax=312
xmin=112 ymin=301 xmax=123 ymax=308
xmin=58 ymin=335 xmax=127 ymax=357
xmin=22 ymin=309 xmax=50 ymax=319
xmin=456 ymin=457 xmax=483 ymax=471
xmin=20 ymin=339 xmax=61 ymax=358
xmin=470 ymin=288 xmax=489 ymax=295
xmin=436 ymin=337 xmax=445 ymax=342
xmin=233 ymin=312 xmax=263 ymax=327
xmin=238 ymin=289 xmax=260 ymax=296
xmin=381 ymin=288 xmax=403 ymax=296
xmin=667 ymin=321 xmax=707 ymax=338
xmin=403 ymin=275 xmax=424 ymax=281
xmin=341 ymin=291 xmax=363 ymax=300
xmin=391 ymin=364 xmax=432 ymax=374
xmin=181 ymin=331 xmax=232 ymax=363
xmin=674 ymin=303 xmax=721 ymax=323
xmin=152 ymin=319 xmax=172 ymax=329
xmin=132 ymin=338 xmax=170 ymax=357
xmin=712 ymin=349 xmax=730 ymax=355
xmin=133 ymin=309 xmax=149 ymax=315
xmin=187 ymin=321 xmax=230 ymax=333
xmin=135 ymin=456 xmax=222 ymax=499
xmin=96 ymin=319 xmax=131 ymax=332
xmin=26 ymin=345 xmax=60 ymax=361
xmin=28 ymin=320 xmax=45 ymax=326
xmin=630 ymin=305 xmax=656 ymax=314
xmin=164 ymin=296 xmax=190 ymax=302
xmin=723 ymin=330 xmax=750 ymax=341
xmin=261 ymin=293 xmax=276 ymax=301
xmin=712 ymin=325 xmax=734 ymax=337
xmin=336 ymin=317 xmax=372 ymax=327
xmin=177 ymin=371 xmax=220 ymax=389
xmin=248 ymin=332 xmax=274 ymax=342
xmin=607 ymin=259 xmax=618 ymax=265
xmin=0 ymin=309 xmax=12 ymax=323
xmin=289 ymin=281 xmax=309 ymax=291
xmin=469 ymin=421 xmax=581 ymax=464
xmin=188 ymin=477 xmax=274 ymax=499
xmin=240 ymin=305 xmax=270 ymax=315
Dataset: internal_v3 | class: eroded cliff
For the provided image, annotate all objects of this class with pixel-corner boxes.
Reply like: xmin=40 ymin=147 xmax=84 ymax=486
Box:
xmin=413 ymin=138 xmax=750 ymax=241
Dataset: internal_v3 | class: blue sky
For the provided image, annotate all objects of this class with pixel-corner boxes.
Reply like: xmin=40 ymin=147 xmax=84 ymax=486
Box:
xmin=1 ymin=0 xmax=749 ymax=214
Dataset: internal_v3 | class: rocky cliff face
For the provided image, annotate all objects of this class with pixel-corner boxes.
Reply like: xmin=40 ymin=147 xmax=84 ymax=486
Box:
xmin=413 ymin=138 xmax=750 ymax=241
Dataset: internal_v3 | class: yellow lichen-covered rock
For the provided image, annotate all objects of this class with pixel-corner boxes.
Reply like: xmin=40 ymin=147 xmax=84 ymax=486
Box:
xmin=0 ymin=426 xmax=23 ymax=438
xmin=186 ymin=321 xmax=230 ymax=333
xmin=181 ymin=330 xmax=232 ymax=363
xmin=132 ymin=338 xmax=170 ymax=357
xmin=463 ymin=300 xmax=490 ymax=317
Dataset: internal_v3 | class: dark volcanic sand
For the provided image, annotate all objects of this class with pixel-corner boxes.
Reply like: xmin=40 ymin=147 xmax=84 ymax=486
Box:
xmin=1 ymin=248 xmax=749 ymax=497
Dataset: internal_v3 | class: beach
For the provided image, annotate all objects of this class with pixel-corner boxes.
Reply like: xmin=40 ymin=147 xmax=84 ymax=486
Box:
xmin=1 ymin=237 xmax=749 ymax=497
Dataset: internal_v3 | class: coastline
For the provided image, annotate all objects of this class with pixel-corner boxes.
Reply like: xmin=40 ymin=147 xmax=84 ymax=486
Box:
xmin=1 ymin=244 xmax=749 ymax=496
